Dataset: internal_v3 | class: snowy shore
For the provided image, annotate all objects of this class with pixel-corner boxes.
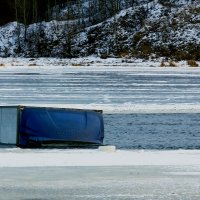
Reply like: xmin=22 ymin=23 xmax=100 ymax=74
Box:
xmin=1 ymin=149 xmax=200 ymax=167
xmin=0 ymin=57 xmax=199 ymax=68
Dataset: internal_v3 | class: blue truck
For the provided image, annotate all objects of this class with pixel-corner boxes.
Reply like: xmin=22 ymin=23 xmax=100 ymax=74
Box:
xmin=0 ymin=106 xmax=104 ymax=148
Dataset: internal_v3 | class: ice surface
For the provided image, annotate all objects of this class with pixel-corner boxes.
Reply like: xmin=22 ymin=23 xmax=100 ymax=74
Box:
xmin=1 ymin=59 xmax=200 ymax=149
xmin=0 ymin=149 xmax=200 ymax=167
xmin=0 ymin=59 xmax=200 ymax=114
xmin=0 ymin=60 xmax=200 ymax=199
xmin=0 ymin=165 xmax=200 ymax=200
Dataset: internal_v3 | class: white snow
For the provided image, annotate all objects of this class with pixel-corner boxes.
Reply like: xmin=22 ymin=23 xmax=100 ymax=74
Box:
xmin=1 ymin=0 xmax=199 ymax=58
xmin=0 ymin=56 xmax=199 ymax=67
xmin=0 ymin=149 xmax=200 ymax=167
xmin=0 ymin=22 xmax=24 ymax=57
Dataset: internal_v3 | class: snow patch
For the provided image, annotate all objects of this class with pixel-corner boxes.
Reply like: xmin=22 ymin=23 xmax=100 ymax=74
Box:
xmin=1 ymin=149 xmax=200 ymax=167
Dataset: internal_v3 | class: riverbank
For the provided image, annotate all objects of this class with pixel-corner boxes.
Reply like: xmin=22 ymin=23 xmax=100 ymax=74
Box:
xmin=0 ymin=56 xmax=199 ymax=68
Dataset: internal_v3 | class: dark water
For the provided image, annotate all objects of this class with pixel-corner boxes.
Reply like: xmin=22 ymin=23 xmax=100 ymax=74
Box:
xmin=104 ymin=113 xmax=200 ymax=149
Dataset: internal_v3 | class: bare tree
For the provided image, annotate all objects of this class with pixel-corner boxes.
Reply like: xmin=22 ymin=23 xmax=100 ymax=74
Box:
xmin=32 ymin=0 xmax=38 ymax=23
xmin=14 ymin=0 xmax=22 ymax=53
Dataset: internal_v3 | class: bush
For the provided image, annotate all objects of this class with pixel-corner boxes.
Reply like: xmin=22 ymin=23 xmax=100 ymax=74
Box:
xmin=100 ymin=53 xmax=108 ymax=59
xmin=169 ymin=60 xmax=177 ymax=67
xmin=187 ymin=60 xmax=199 ymax=67
xmin=117 ymin=50 xmax=129 ymax=58
xmin=140 ymin=42 xmax=152 ymax=58
xmin=28 ymin=63 xmax=37 ymax=66
xmin=160 ymin=60 xmax=166 ymax=67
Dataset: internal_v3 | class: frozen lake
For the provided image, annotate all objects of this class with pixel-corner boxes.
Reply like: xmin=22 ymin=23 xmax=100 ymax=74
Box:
xmin=1 ymin=64 xmax=200 ymax=199
xmin=1 ymin=65 xmax=200 ymax=149
xmin=0 ymin=165 xmax=200 ymax=200
xmin=1 ymin=66 xmax=200 ymax=107
xmin=0 ymin=148 xmax=200 ymax=199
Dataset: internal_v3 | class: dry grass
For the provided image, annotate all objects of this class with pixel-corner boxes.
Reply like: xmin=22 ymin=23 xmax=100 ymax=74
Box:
xmin=187 ymin=60 xmax=199 ymax=67
xmin=118 ymin=50 xmax=129 ymax=58
xmin=29 ymin=63 xmax=37 ymax=66
xmin=71 ymin=63 xmax=82 ymax=67
xmin=160 ymin=60 xmax=170 ymax=67
xmin=160 ymin=60 xmax=178 ymax=67
xmin=160 ymin=60 xmax=166 ymax=67
xmin=169 ymin=60 xmax=177 ymax=67
xmin=0 ymin=63 xmax=5 ymax=67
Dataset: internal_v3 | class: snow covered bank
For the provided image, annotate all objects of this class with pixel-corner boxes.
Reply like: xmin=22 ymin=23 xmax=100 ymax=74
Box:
xmin=0 ymin=57 xmax=199 ymax=67
xmin=1 ymin=149 xmax=200 ymax=167
xmin=0 ymin=0 xmax=199 ymax=59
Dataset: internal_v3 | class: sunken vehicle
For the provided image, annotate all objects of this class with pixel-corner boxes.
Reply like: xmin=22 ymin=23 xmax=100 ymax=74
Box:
xmin=0 ymin=106 xmax=104 ymax=147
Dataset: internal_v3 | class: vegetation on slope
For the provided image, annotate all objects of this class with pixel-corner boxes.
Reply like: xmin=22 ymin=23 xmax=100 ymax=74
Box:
xmin=0 ymin=0 xmax=199 ymax=60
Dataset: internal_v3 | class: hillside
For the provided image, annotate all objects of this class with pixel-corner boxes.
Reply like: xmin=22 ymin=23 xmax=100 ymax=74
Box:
xmin=0 ymin=0 xmax=199 ymax=60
